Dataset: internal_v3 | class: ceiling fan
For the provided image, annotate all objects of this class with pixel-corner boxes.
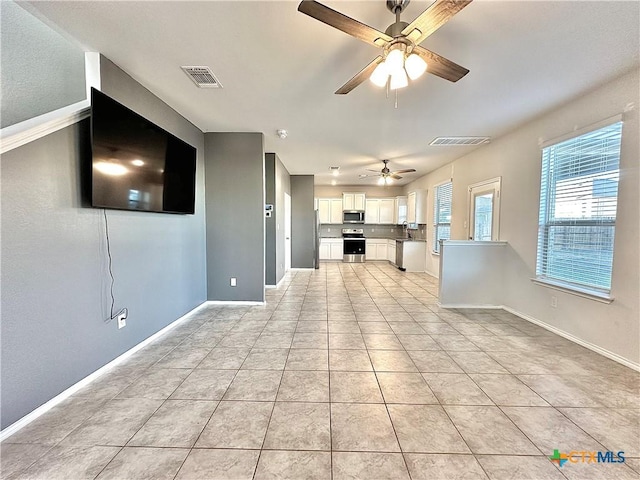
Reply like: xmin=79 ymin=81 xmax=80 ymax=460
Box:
xmin=360 ymin=159 xmax=416 ymax=185
xmin=298 ymin=0 xmax=472 ymax=94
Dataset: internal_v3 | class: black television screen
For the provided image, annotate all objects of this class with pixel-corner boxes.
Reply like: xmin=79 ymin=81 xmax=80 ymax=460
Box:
xmin=90 ymin=88 xmax=196 ymax=214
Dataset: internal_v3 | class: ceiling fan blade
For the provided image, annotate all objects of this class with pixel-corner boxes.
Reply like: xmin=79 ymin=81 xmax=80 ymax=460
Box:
xmin=390 ymin=174 xmax=403 ymax=180
xmin=298 ymin=1 xmax=392 ymax=47
xmin=366 ymin=169 xmax=382 ymax=172
xmin=413 ymin=45 xmax=469 ymax=82
xmin=402 ymin=0 xmax=473 ymax=45
xmin=335 ymin=56 xmax=384 ymax=94
xmin=391 ymin=169 xmax=417 ymax=174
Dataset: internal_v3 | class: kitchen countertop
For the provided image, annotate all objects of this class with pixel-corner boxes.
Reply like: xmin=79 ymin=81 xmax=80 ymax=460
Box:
xmin=321 ymin=236 xmax=426 ymax=242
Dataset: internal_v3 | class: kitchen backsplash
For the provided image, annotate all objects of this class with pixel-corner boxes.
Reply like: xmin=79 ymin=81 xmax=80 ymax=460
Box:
xmin=321 ymin=224 xmax=428 ymax=240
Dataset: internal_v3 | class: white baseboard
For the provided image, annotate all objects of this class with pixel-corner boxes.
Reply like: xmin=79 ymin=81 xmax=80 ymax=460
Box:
xmin=290 ymin=268 xmax=315 ymax=271
xmin=503 ymin=306 xmax=640 ymax=372
xmin=0 ymin=301 xmax=209 ymax=442
xmin=439 ymin=303 xmax=502 ymax=309
xmin=206 ymin=300 xmax=265 ymax=306
xmin=265 ymin=275 xmax=287 ymax=290
xmin=436 ymin=301 xmax=639 ymax=372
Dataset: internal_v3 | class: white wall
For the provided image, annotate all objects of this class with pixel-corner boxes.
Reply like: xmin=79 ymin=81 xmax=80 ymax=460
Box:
xmin=406 ymin=69 xmax=640 ymax=365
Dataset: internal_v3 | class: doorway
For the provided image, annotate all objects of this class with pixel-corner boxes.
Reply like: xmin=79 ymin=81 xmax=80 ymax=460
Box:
xmin=468 ymin=177 xmax=501 ymax=241
xmin=284 ymin=192 xmax=291 ymax=271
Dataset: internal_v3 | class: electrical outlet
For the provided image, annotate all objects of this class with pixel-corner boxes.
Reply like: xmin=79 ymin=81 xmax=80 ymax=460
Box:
xmin=117 ymin=312 xmax=127 ymax=329
xmin=230 ymin=277 xmax=237 ymax=287
xmin=372 ymin=229 xmax=375 ymax=232
xmin=327 ymin=228 xmax=330 ymax=232
xmin=551 ymin=296 xmax=557 ymax=308
xmin=391 ymin=228 xmax=394 ymax=232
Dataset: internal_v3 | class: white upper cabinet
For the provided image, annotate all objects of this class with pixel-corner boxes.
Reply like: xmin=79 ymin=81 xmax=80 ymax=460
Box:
xmin=365 ymin=199 xmax=379 ymax=224
xmin=407 ymin=190 xmax=428 ymax=224
xmin=317 ymin=198 xmax=343 ymax=224
xmin=395 ymin=196 xmax=407 ymax=224
xmin=365 ymin=198 xmax=395 ymax=224
xmin=379 ymin=198 xmax=395 ymax=224
xmin=343 ymin=192 xmax=365 ymax=211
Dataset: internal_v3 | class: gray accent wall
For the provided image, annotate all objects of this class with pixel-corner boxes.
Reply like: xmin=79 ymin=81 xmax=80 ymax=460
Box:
xmin=0 ymin=1 xmax=85 ymax=128
xmin=205 ymin=133 xmax=265 ymax=301
xmin=0 ymin=56 xmax=207 ymax=429
xmin=291 ymin=175 xmax=315 ymax=268
xmin=265 ymin=153 xmax=291 ymax=286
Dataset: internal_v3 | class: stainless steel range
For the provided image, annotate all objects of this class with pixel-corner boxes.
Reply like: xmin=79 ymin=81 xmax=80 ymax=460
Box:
xmin=342 ymin=228 xmax=365 ymax=263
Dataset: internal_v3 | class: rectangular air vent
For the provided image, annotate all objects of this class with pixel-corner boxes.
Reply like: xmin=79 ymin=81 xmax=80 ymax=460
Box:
xmin=181 ymin=66 xmax=222 ymax=88
xmin=430 ymin=136 xmax=491 ymax=146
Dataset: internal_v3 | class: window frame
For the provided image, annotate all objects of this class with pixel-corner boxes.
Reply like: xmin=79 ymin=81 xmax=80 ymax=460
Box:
xmin=433 ymin=180 xmax=453 ymax=254
xmin=534 ymin=118 xmax=623 ymax=300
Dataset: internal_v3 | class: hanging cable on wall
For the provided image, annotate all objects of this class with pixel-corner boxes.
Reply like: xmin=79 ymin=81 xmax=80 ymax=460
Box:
xmin=103 ymin=209 xmax=127 ymax=323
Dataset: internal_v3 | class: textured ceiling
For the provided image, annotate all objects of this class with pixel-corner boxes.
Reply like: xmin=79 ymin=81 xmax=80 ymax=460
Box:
xmin=23 ymin=1 xmax=640 ymax=185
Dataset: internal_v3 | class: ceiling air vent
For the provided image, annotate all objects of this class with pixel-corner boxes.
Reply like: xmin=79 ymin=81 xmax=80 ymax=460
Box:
xmin=181 ymin=66 xmax=222 ymax=88
xmin=430 ymin=136 xmax=491 ymax=146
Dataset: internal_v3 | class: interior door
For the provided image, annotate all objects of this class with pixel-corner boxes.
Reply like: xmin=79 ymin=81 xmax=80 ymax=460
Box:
xmin=468 ymin=178 xmax=501 ymax=241
xmin=284 ymin=192 xmax=291 ymax=271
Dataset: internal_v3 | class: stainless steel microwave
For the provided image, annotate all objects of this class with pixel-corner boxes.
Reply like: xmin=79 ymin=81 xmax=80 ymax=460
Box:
xmin=343 ymin=210 xmax=365 ymax=224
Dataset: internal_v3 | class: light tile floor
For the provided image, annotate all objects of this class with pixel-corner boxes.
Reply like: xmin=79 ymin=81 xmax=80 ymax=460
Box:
xmin=2 ymin=263 xmax=639 ymax=479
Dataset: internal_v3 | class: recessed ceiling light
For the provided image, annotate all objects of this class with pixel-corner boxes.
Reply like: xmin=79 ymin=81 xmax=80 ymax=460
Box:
xmin=330 ymin=166 xmax=340 ymax=176
xmin=131 ymin=159 xmax=144 ymax=167
xmin=331 ymin=179 xmax=337 ymax=186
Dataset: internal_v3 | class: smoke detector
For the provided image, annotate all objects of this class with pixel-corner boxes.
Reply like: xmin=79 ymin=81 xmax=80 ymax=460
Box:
xmin=276 ymin=129 xmax=288 ymax=139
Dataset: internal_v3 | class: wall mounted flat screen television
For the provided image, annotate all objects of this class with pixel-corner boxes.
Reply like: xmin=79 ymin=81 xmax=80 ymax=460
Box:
xmin=90 ymin=88 xmax=196 ymax=214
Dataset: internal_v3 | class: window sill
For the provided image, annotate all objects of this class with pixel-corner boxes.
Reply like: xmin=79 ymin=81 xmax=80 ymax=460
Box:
xmin=531 ymin=277 xmax=614 ymax=304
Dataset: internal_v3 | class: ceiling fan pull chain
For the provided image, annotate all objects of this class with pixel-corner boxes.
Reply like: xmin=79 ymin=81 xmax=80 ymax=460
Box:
xmin=395 ymin=88 xmax=398 ymax=109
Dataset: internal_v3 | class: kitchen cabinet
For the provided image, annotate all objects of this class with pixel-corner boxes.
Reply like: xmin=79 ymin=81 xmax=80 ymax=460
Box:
xmin=407 ymin=190 xmax=428 ymax=224
xmin=365 ymin=198 xmax=395 ymax=224
xmin=388 ymin=239 xmax=397 ymax=264
xmin=366 ymin=238 xmax=388 ymax=260
xmin=395 ymin=196 xmax=407 ymax=224
xmin=343 ymin=192 xmax=365 ymax=211
xmin=365 ymin=199 xmax=379 ymax=224
xmin=320 ymin=238 xmax=343 ymax=260
xmin=317 ymin=198 xmax=343 ymax=224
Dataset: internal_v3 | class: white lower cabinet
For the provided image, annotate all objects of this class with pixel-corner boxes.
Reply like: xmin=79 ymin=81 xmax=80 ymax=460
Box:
xmin=366 ymin=239 xmax=389 ymax=261
xmin=320 ymin=238 xmax=343 ymax=260
xmin=388 ymin=239 xmax=396 ymax=264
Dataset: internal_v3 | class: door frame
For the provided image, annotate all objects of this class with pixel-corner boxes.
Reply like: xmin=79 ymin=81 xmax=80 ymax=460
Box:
xmin=284 ymin=192 xmax=292 ymax=271
xmin=467 ymin=177 xmax=502 ymax=241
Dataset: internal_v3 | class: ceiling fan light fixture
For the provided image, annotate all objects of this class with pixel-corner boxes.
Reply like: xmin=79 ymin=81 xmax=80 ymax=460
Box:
xmin=377 ymin=177 xmax=385 ymax=185
xmin=390 ymin=68 xmax=408 ymax=90
xmin=405 ymin=53 xmax=427 ymax=80
xmin=370 ymin=62 xmax=389 ymax=87
xmin=385 ymin=46 xmax=405 ymax=74
xmin=385 ymin=176 xmax=393 ymax=185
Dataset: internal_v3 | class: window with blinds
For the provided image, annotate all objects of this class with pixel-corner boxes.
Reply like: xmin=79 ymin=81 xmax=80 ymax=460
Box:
xmin=536 ymin=121 xmax=622 ymax=294
xmin=433 ymin=182 xmax=452 ymax=253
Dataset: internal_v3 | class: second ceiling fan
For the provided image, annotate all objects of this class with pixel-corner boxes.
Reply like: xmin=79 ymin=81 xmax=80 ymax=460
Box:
xmin=298 ymin=0 xmax=472 ymax=94
xmin=361 ymin=159 xmax=416 ymax=185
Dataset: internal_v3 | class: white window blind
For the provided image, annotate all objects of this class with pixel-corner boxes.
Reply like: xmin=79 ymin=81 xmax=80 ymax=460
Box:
xmin=536 ymin=121 xmax=622 ymax=293
xmin=433 ymin=182 xmax=452 ymax=253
